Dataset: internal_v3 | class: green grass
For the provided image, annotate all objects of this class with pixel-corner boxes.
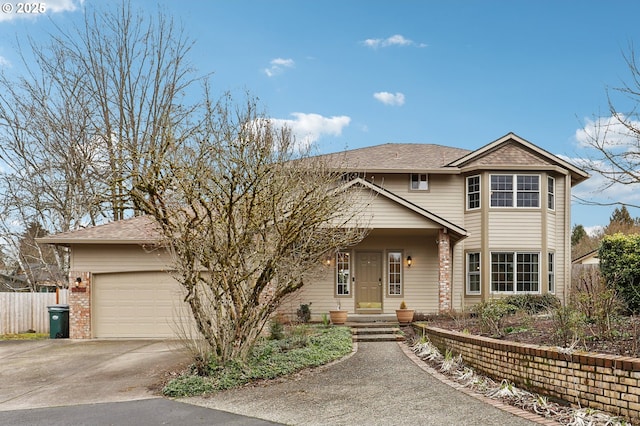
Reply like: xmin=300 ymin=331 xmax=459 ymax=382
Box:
xmin=163 ymin=325 xmax=353 ymax=397
xmin=0 ymin=332 xmax=49 ymax=340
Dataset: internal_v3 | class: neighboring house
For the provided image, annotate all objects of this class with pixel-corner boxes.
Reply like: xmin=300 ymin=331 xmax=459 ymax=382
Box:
xmin=39 ymin=132 xmax=589 ymax=339
xmin=0 ymin=264 xmax=65 ymax=292
xmin=572 ymin=249 xmax=599 ymax=265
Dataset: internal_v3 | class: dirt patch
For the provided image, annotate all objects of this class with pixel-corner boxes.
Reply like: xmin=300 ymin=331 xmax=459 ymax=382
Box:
xmin=412 ymin=312 xmax=640 ymax=357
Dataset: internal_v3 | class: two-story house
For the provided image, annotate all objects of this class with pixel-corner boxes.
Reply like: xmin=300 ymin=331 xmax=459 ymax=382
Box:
xmin=40 ymin=133 xmax=589 ymax=338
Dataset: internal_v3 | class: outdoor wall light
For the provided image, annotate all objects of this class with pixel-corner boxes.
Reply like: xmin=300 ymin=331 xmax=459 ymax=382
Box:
xmin=325 ymin=256 xmax=332 ymax=266
xmin=406 ymin=256 xmax=412 ymax=267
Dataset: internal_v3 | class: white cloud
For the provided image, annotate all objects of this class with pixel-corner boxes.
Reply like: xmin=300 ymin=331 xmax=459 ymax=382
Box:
xmin=362 ymin=34 xmax=426 ymax=49
xmin=271 ymin=112 xmax=351 ymax=148
xmin=570 ymin=114 xmax=640 ymax=210
xmin=373 ymin=91 xmax=405 ymax=106
xmin=0 ymin=56 xmax=10 ymax=67
xmin=563 ymin=154 xmax=640 ymax=214
xmin=575 ymin=114 xmax=640 ymax=149
xmin=264 ymin=57 xmax=295 ymax=77
xmin=0 ymin=0 xmax=82 ymax=22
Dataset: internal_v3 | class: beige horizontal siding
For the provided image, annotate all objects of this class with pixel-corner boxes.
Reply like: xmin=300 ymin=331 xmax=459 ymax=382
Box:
xmin=71 ymin=244 xmax=171 ymax=273
xmin=487 ymin=210 xmax=543 ymax=249
xmin=372 ymin=174 xmax=465 ymax=224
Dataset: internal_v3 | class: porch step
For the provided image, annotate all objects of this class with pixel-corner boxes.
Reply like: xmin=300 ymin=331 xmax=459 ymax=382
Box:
xmin=346 ymin=314 xmax=397 ymax=323
xmin=350 ymin=323 xmax=405 ymax=342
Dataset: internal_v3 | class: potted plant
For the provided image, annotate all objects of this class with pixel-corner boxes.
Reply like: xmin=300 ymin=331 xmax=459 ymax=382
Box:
xmin=395 ymin=300 xmax=414 ymax=324
xmin=329 ymin=301 xmax=348 ymax=325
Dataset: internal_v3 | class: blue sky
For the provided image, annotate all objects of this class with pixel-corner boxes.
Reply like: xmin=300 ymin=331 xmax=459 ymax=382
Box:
xmin=1 ymin=0 xmax=640 ymax=232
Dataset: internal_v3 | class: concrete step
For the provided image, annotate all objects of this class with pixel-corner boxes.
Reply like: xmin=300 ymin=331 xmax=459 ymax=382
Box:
xmin=346 ymin=314 xmax=397 ymax=323
xmin=354 ymin=333 xmax=405 ymax=342
xmin=348 ymin=322 xmax=400 ymax=329
xmin=352 ymin=327 xmax=399 ymax=335
xmin=351 ymin=324 xmax=405 ymax=342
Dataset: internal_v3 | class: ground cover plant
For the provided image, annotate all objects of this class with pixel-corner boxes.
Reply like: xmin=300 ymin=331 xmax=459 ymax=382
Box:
xmin=163 ymin=324 xmax=352 ymax=397
xmin=0 ymin=332 xmax=48 ymax=340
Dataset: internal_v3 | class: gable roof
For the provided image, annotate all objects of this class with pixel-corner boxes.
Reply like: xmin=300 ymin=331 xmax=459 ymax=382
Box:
xmin=318 ymin=143 xmax=471 ymax=173
xmin=37 ymin=215 xmax=161 ymax=246
xmin=343 ymin=177 xmax=468 ymax=241
xmin=448 ymin=132 xmax=589 ymax=185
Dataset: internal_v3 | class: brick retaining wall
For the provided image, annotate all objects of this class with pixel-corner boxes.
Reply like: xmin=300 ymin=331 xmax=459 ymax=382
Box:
xmin=415 ymin=324 xmax=640 ymax=421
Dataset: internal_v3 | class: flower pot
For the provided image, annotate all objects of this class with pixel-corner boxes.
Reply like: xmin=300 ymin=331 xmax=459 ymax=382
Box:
xmin=396 ymin=309 xmax=414 ymax=324
xmin=329 ymin=310 xmax=348 ymax=325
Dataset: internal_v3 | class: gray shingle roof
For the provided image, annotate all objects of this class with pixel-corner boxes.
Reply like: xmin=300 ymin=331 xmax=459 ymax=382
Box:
xmin=318 ymin=143 xmax=471 ymax=172
xmin=37 ymin=215 xmax=161 ymax=245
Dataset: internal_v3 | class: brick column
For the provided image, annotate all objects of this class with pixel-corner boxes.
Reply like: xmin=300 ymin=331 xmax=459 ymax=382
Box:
xmin=437 ymin=229 xmax=451 ymax=312
xmin=69 ymin=271 xmax=91 ymax=339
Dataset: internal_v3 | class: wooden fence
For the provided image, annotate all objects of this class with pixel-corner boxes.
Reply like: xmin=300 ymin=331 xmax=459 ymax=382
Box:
xmin=0 ymin=290 xmax=69 ymax=334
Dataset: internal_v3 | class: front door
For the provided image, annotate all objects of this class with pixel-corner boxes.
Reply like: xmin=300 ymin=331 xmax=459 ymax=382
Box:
xmin=355 ymin=252 xmax=383 ymax=312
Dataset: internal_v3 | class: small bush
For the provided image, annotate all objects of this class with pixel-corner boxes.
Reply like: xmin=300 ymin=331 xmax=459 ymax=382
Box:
xmin=502 ymin=294 xmax=560 ymax=314
xmin=472 ymin=299 xmax=518 ymax=337
xmin=269 ymin=319 xmax=284 ymax=340
xmin=571 ymin=265 xmax=625 ymax=338
xmin=552 ymin=305 xmax=585 ymax=347
xmin=296 ymin=303 xmax=312 ymax=323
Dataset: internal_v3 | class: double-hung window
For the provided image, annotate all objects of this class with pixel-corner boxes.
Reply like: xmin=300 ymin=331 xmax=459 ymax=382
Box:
xmin=490 ymin=251 xmax=540 ymax=293
xmin=466 ymin=252 xmax=481 ymax=294
xmin=336 ymin=252 xmax=350 ymax=296
xmin=490 ymin=174 xmax=540 ymax=207
xmin=467 ymin=175 xmax=481 ymax=210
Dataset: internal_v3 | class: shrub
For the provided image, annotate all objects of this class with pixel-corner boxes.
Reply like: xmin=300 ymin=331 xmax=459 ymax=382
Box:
xmin=570 ymin=265 xmax=624 ymax=338
xmin=472 ymin=299 xmax=518 ymax=337
xmin=502 ymin=294 xmax=561 ymax=314
xmin=296 ymin=303 xmax=312 ymax=323
xmin=552 ymin=305 xmax=585 ymax=347
xmin=599 ymin=233 xmax=640 ymax=313
xmin=269 ymin=318 xmax=284 ymax=340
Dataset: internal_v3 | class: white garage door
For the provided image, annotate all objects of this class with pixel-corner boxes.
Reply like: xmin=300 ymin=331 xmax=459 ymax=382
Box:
xmin=93 ymin=272 xmax=191 ymax=338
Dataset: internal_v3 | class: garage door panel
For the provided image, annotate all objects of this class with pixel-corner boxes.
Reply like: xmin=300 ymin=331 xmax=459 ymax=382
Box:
xmin=93 ymin=272 xmax=192 ymax=338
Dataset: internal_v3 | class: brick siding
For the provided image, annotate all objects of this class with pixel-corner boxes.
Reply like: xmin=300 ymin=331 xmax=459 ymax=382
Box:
xmin=68 ymin=271 xmax=91 ymax=339
xmin=438 ymin=229 xmax=451 ymax=312
xmin=415 ymin=324 xmax=640 ymax=422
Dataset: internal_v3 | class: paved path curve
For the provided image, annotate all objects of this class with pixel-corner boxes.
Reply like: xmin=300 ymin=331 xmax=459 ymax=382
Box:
xmin=182 ymin=341 xmax=544 ymax=425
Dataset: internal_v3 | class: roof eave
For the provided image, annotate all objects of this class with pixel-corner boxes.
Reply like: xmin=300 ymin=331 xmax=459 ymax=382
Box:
xmin=36 ymin=237 xmax=159 ymax=247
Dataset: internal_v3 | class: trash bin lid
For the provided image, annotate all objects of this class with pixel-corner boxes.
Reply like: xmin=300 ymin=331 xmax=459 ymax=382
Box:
xmin=47 ymin=304 xmax=70 ymax=311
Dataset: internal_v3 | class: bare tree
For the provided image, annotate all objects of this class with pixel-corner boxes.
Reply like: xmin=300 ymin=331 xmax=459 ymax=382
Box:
xmin=0 ymin=1 xmax=200 ymax=279
xmin=131 ymin=93 xmax=369 ymax=365
xmin=577 ymin=44 xmax=640 ymax=209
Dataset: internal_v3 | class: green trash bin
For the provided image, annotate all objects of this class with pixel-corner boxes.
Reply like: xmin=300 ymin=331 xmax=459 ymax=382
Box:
xmin=47 ymin=304 xmax=69 ymax=339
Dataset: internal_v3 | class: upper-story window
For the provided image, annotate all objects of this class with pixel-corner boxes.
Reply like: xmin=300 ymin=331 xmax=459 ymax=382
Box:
xmin=410 ymin=173 xmax=429 ymax=190
xmin=547 ymin=176 xmax=555 ymax=210
xmin=490 ymin=174 xmax=539 ymax=208
xmin=467 ymin=175 xmax=481 ymax=210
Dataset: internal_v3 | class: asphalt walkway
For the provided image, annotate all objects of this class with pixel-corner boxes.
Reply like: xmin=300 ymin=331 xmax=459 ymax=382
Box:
xmin=182 ymin=341 xmax=545 ymax=425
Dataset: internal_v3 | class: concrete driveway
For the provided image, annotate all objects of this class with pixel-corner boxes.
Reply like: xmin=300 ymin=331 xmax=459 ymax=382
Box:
xmin=0 ymin=339 xmax=191 ymax=411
